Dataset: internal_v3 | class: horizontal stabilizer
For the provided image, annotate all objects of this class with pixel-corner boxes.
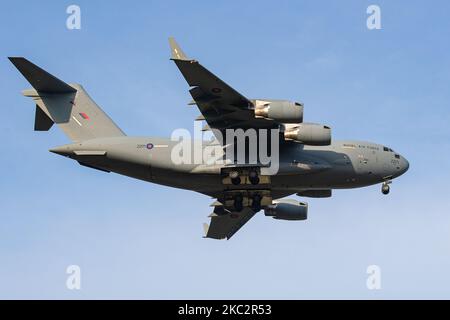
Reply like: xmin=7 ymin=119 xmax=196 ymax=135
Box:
xmin=34 ymin=105 xmax=54 ymax=131
xmin=8 ymin=57 xmax=76 ymax=93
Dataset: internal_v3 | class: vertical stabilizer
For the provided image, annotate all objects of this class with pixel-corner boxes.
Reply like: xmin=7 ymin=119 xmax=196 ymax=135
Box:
xmin=9 ymin=57 xmax=125 ymax=141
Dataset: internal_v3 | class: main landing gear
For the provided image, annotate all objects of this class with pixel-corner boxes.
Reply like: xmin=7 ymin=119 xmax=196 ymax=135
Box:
xmin=229 ymin=171 xmax=241 ymax=185
xmin=381 ymin=181 xmax=391 ymax=195
xmin=249 ymin=170 xmax=260 ymax=185
xmin=232 ymin=194 xmax=263 ymax=212
xmin=251 ymin=194 xmax=262 ymax=212
xmin=233 ymin=194 xmax=244 ymax=212
xmin=229 ymin=170 xmax=260 ymax=186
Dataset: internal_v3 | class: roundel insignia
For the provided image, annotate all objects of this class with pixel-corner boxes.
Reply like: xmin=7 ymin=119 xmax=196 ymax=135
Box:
xmin=146 ymin=143 xmax=154 ymax=150
xmin=211 ymin=87 xmax=222 ymax=94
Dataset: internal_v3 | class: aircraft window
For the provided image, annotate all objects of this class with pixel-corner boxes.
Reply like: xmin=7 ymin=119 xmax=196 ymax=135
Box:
xmin=395 ymin=154 xmax=400 ymax=159
xmin=383 ymin=147 xmax=388 ymax=152
xmin=389 ymin=148 xmax=393 ymax=152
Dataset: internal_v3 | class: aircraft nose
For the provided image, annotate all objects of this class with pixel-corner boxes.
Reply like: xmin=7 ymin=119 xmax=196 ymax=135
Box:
xmin=400 ymin=156 xmax=409 ymax=174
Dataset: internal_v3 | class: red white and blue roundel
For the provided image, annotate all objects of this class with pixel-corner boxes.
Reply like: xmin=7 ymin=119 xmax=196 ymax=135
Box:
xmin=146 ymin=143 xmax=154 ymax=150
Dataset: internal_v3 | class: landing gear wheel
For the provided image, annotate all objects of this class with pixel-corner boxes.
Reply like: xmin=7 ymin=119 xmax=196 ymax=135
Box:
xmin=234 ymin=195 xmax=243 ymax=212
xmin=249 ymin=170 xmax=260 ymax=185
xmin=229 ymin=171 xmax=241 ymax=185
xmin=231 ymin=177 xmax=241 ymax=185
xmin=381 ymin=183 xmax=390 ymax=195
xmin=251 ymin=195 xmax=262 ymax=212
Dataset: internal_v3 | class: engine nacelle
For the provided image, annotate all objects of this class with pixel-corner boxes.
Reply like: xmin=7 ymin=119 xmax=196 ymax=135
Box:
xmin=264 ymin=199 xmax=308 ymax=221
xmin=284 ymin=123 xmax=331 ymax=146
xmin=254 ymin=100 xmax=303 ymax=123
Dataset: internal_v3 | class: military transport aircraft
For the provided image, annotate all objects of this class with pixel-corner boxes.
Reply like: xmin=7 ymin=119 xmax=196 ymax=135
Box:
xmin=8 ymin=38 xmax=409 ymax=240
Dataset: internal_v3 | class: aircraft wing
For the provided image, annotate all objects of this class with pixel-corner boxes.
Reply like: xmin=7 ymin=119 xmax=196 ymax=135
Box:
xmin=169 ymin=38 xmax=279 ymax=142
xmin=203 ymin=206 xmax=257 ymax=240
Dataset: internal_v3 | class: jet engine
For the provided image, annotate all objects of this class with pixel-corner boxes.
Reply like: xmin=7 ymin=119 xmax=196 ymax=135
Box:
xmin=284 ymin=123 xmax=331 ymax=146
xmin=254 ymin=100 xmax=303 ymax=123
xmin=264 ymin=199 xmax=308 ymax=221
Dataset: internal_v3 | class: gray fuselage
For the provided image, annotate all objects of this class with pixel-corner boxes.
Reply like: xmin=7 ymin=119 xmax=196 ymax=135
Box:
xmin=51 ymin=137 xmax=409 ymax=200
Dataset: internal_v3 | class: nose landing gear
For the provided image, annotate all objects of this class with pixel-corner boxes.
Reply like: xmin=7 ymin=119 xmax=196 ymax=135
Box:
xmin=381 ymin=181 xmax=391 ymax=195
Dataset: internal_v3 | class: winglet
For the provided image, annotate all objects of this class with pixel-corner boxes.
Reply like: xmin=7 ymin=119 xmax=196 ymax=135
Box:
xmin=169 ymin=37 xmax=189 ymax=60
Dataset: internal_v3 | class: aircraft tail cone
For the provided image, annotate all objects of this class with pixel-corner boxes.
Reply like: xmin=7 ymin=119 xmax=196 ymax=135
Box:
xmin=49 ymin=145 xmax=74 ymax=157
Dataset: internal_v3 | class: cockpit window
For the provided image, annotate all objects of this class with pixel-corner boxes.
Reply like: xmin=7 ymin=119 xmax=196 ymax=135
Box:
xmin=395 ymin=154 xmax=400 ymax=159
xmin=383 ymin=146 xmax=389 ymax=152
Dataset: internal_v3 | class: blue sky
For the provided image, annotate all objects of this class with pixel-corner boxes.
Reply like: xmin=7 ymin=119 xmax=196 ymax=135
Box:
xmin=1 ymin=0 xmax=450 ymax=299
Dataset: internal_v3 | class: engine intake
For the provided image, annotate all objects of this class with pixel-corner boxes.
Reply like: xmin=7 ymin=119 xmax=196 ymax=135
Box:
xmin=284 ymin=123 xmax=331 ymax=146
xmin=264 ymin=199 xmax=308 ymax=221
xmin=254 ymin=100 xmax=303 ymax=123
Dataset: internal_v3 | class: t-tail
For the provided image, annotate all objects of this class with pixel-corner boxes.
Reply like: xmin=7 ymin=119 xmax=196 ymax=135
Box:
xmin=9 ymin=57 xmax=125 ymax=141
